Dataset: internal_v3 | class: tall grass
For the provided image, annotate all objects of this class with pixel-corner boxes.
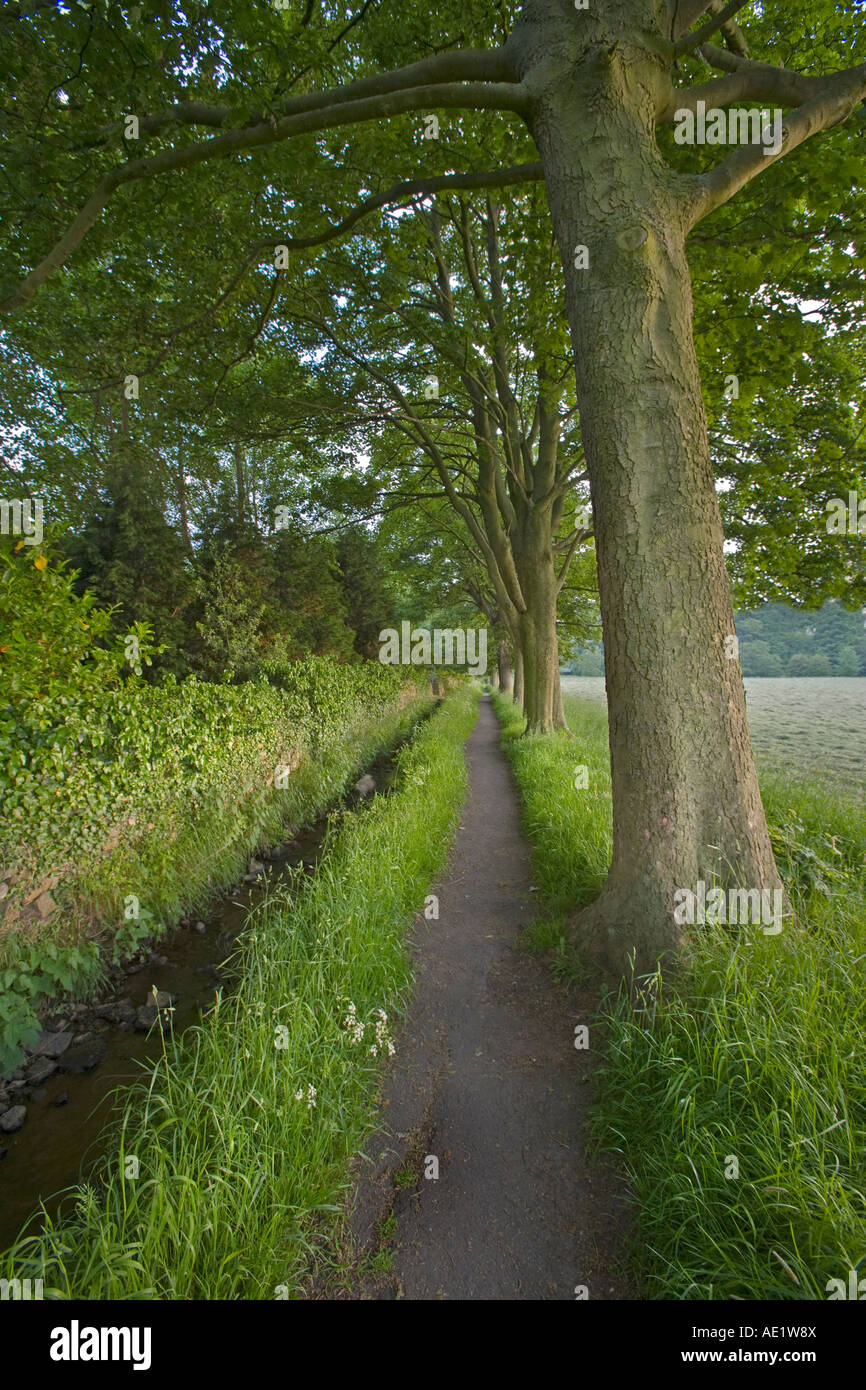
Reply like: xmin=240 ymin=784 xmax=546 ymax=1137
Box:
xmin=493 ymin=692 xmax=610 ymax=914
xmin=1 ymin=685 xmax=478 ymax=1298
xmin=0 ymin=681 xmax=429 ymax=1075
xmin=494 ymin=688 xmax=866 ymax=1300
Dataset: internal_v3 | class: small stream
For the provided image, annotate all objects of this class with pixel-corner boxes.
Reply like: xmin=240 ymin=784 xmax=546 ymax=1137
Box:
xmin=0 ymin=738 xmax=406 ymax=1253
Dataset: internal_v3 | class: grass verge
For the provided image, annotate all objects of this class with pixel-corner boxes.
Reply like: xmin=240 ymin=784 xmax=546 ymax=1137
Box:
xmin=1 ymin=684 xmax=477 ymax=1297
xmin=0 ymin=679 xmax=425 ymax=1074
xmin=493 ymin=688 xmax=866 ymax=1300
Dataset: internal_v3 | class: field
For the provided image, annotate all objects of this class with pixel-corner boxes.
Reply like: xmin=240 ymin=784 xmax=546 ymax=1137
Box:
xmin=562 ymin=676 xmax=866 ymax=790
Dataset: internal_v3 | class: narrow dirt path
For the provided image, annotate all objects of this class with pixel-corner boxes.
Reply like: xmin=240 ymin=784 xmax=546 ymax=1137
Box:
xmin=347 ymin=695 xmax=631 ymax=1301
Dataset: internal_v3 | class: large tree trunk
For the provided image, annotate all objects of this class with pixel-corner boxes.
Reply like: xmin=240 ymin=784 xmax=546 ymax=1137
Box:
xmin=518 ymin=605 xmax=569 ymax=733
xmin=515 ymin=507 xmax=566 ymax=734
xmin=498 ymin=639 xmax=514 ymax=695
xmin=552 ymin=656 xmax=567 ymax=732
xmin=512 ymin=0 xmax=782 ymax=978
xmin=513 ymin=643 xmax=525 ymax=710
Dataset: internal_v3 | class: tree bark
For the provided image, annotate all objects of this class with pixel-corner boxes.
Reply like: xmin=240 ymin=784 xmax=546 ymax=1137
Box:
xmin=513 ymin=503 xmax=567 ymax=734
xmin=512 ymin=643 xmax=525 ymax=710
xmin=512 ymin=0 xmax=782 ymax=977
xmin=497 ymin=638 xmax=514 ymax=694
xmin=552 ymin=655 xmax=568 ymax=732
xmin=234 ymin=441 xmax=246 ymax=524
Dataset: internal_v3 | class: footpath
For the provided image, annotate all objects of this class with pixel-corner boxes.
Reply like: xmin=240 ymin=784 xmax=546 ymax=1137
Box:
xmin=346 ymin=696 xmax=631 ymax=1300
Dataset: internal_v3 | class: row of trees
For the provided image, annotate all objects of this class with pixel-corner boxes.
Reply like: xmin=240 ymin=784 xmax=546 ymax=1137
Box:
xmin=2 ymin=0 xmax=865 ymax=975
xmin=61 ymin=460 xmax=395 ymax=679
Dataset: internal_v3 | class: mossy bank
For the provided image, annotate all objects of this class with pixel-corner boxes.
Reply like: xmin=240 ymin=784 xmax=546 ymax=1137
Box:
xmin=1 ymin=683 xmax=478 ymax=1296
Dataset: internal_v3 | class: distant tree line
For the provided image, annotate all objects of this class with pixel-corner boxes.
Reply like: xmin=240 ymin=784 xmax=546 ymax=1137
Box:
xmin=562 ymin=601 xmax=866 ymax=679
xmin=735 ymin=601 xmax=866 ymax=677
xmin=561 ymin=641 xmax=605 ymax=677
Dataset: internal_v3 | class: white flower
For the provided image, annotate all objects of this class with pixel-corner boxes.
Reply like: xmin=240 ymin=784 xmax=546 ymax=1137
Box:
xmin=341 ymin=1000 xmax=394 ymax=1058
xmin=341 ymin=998 xmax=366 ymax=1042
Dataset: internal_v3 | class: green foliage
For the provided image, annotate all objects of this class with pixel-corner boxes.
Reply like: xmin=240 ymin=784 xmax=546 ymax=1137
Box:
xmin=0 ymin=938 xmax=104 ymax=1075
xmin=561 ymin=641 xmax=605 ymax=676
xmin=0 ymin=541 xmax=407 ymax=906
xmin=336 ymin=527 xmax=395 ymax=660
xmin=564 ymin=601 xmax=866 ymax=678
xmin=0 ymin=535 xmax=130 ymax=708
xmin=738 ymin=639 xmax=784 ymax=677
xmin=192 ymin=545 xmax=268 ymax=681
xmin=267 ymin=526 xmax=354 ymax=657
xmin=495 ymin=688 xmax=866 ymax=1301
xmin=837 ymin=645 xmax=861 ymax=677
xmin=0 ymin=538 xmax=418 ymax=1070
xmin=787 ymin=651 xmax=834 ymax=677
xmin=62 ymin=448 xmax=194 ymax=678
xmin=58 ymin=480 xmax=366 ymax=682
xmin=1 ymin=685 xmax=478 ymax=1295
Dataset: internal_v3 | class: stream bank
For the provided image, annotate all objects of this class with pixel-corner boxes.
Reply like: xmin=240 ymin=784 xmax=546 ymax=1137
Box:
xmin=1 ymin=686 xmax=476 ymax=1297
xmin=0 ymin=726 xmax=421 ymax=1253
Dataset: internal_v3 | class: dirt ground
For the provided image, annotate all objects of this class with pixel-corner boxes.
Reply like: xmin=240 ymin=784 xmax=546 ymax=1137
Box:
xmin=344 ymin=695 xmax=633 ymax=1300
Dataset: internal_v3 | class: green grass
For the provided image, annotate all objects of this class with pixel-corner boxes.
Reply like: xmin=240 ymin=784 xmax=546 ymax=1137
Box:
xmin=0 ymin=681 xmax=428 ymax=1075
xmin=1 ymin=685 xmax=478 ymax=1298
xmin=493 ymin=687 xmax=866 ymax=1301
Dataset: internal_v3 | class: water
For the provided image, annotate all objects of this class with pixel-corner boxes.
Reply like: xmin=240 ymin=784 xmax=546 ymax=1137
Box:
xmin=560 ymin=676 xmax=866 ymax=792
xmin=0 ymin=741 xmax=405 ymax=1253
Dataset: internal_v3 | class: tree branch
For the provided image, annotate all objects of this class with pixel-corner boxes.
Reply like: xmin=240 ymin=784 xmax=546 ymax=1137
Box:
xmin=76 ymin=48 xmax=519 ymax=149
xmin=555 ymin=525 xmax=591 ymax=595
xmin=674 ymin=1 xmax=753 ymax=57
xmin=1 ymin=79 xmax=530 ymax=314
xmin=270 ymin=160 xmax=541 ymax=252
xmin=662 ymin=61 xmax=823 ymax=119
xmin=667 ymin=0 xmax=714 ymax=42
xmin=687 ymin=61 xmax=866 ymax=227
xmin=706 ymin=0 xmax=749 ymax=56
